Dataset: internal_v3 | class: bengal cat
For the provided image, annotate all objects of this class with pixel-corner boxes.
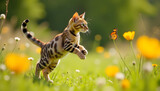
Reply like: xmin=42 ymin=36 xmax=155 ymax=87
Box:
xmin=21 ymin=12 xmax=88 ymax=83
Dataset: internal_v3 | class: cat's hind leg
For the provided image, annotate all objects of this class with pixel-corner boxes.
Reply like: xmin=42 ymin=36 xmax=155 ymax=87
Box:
xmin=42 ymin=60 xmax=59 ymax=83
xmin=35 ymin=59 xmax=49 ymax=79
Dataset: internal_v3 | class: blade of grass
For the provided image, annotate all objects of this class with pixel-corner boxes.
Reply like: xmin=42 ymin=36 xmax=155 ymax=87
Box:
xmin=113 ymin=40 xmax=132 ymax=75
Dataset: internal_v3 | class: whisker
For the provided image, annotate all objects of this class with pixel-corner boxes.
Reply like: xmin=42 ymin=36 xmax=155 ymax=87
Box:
xmin=86 ymin=18 xmax=92 ymax=25
xmin=85 ymin=29 xmax=91 ymax=36
xmin=86 ymin=18 xmax=92 ymax=22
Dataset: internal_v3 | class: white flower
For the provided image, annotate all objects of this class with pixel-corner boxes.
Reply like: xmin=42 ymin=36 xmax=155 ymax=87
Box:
xmin=0 ymin=14 xmax=6 ymax=20
xmin=25 ymin=43 xmax=30 ymax=48
xmin=107 ymin=80 xmax=113 ymax=84
xmin=67 ymin=78 xmax=69 ymax=80
xmin=4 ymin=75 xmax=10 ymax=81
xmin=115 ymin=72 xmax=125 ymax=80
xmin=132 ymin=61 xmax=136 ymax=66
xmin=0 ymin=64 xmax=6 ymax=71
xmin=143 ymin=62 xmax=153 ymax=73
xmin=95 ymin=77 xmax=106 ymax=87
xmin=14 ymin=37 xmax=20 ymax=41
xmin=109 ymin=48 xmax=116 ymax=56
xmin=76 ymin=69 xmax=80 ymax=73
xmin=1 ymin=47 xmax=5 ymax=51
xmin=28 ymin=57 xmax=34 ymax=61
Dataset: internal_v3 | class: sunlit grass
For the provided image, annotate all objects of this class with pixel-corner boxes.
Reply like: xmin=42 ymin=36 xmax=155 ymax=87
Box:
xmin=0 ymin=49 xmax=159 ymax=91
xmin=0 ymin=53 xmax=116 ymax=91
xmin=0 ymin=23 xmax=160 ymax=91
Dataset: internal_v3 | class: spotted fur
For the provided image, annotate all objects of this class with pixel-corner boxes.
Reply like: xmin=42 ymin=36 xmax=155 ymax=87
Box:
xmin=21 ymin=12 xmax=88 ymax=83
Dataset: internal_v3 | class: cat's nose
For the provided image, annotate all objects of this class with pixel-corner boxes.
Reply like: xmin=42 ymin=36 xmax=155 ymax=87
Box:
xmin=84 ymin=25 xmax=88 ymax=30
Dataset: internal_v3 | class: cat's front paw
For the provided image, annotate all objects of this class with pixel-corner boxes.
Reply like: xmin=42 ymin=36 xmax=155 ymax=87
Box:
xmin=78 ymin=52 xmax=86 ymax=59
xmin=81 ymin=50 xmax=88 ymax=55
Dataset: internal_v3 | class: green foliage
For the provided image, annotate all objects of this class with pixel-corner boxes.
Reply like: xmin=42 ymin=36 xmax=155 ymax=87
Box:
xmin=87 ymin=0 xmax=156 ymax=45
xmin=0 ymin=0 xmax=45 ymax=26
xmin=0 ymin=0 xmax=159 ymax=46
xmin=40 ymin=0 xmax=156 ymax=46
xmin=0 ymin=52 xmax=160 ymax=91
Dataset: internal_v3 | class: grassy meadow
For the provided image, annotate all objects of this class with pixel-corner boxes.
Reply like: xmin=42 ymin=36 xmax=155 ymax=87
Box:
xmin=1 ymin=0 xmax=160 ymax=91
xmin=0 ymin=24 xmax=160 ymax=91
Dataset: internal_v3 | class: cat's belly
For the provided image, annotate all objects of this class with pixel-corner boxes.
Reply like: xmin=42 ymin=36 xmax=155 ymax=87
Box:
xmin=51 ymin=51 xmax=69 ymax=60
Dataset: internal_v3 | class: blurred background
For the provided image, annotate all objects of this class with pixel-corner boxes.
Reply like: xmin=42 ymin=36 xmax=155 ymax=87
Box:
xmin=1 ymin=1 xmax=160 ymax=90
xmin=0 ymin=0 xmax=160 ymax=50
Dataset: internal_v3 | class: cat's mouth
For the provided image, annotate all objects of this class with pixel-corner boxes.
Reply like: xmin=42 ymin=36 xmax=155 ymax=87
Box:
xmin=81 ymin=25 xmax=88 ymax=33
xmin=81 ymin=29 xmax=88 ymax=33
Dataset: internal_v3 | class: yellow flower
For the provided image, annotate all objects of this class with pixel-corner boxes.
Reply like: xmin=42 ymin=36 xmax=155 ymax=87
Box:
xmin=95 ymin=34 xmax=102 ymax=41
xmin=137 ymin=36 xmax=160 ymax=59
xmin=104 ymin=52 xmax=110 ymax=58
xmin=5 ymin=53 xmax=30 ymax=74
xmin=121 ymin=79 xmax=130 ymax=89
xmin=36 ymin=47 xmax=41 ymax=54
xmin=152 ymin=64 xmax=158 ymax=67
xmin=96 ymin=46 xmax=104 ymax=53
xmin=105 ymin=65 xmax=119 ymax=77
xmin=123 ymin=31 xmax=135 ymax=41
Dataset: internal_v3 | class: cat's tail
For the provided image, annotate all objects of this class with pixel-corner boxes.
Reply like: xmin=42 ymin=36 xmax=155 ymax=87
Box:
xmin=21 ymin=19 xmax=45 ymax=48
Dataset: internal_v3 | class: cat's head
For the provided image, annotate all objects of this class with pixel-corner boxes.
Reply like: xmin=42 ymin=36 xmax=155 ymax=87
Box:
xmin=69 ymin=12 xmax=88 ymax=33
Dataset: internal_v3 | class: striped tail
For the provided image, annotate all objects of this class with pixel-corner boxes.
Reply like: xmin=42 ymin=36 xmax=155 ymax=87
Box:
xmin=21 ymin=19 xmax=44 ymax=48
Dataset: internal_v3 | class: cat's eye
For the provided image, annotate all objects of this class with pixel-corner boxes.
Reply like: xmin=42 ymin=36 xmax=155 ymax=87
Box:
xmin=81 ymin=23 xmax=85 ymax=27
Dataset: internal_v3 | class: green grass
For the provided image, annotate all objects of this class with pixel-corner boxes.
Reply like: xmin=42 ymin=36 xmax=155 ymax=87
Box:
xmin=0 ymin=50 xmax=160 ymax=91
xmin=0 ymin=53 xmax=111 ymax=91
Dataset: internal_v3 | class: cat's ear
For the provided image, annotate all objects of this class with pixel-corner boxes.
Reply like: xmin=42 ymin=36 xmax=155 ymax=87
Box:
xmin=72 ymin=12 xmax=79 ymax=22
xmin=80 ymin=12 xmax=85 ymax=19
